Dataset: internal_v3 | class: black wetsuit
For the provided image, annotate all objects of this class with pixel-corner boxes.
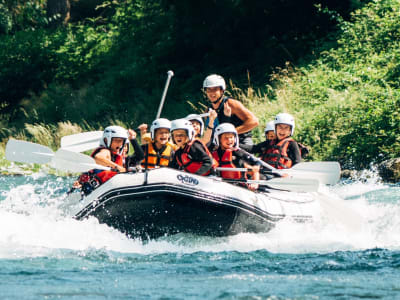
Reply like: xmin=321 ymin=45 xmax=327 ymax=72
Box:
xmin=208 ymin=96 xmax=254 ymax=145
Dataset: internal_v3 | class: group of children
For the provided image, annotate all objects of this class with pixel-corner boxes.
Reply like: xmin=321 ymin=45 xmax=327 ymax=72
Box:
xmin=75 ymin=74 xmax=307 ymax=194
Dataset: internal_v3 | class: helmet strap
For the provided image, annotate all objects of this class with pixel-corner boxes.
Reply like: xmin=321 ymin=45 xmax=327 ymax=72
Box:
xmin=211 ymin=93 xmax=224 ymax=104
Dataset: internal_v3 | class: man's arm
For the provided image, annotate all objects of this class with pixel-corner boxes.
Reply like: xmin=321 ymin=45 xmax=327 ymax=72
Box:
xmin=227 ymin=99 xmax=259 ymax=134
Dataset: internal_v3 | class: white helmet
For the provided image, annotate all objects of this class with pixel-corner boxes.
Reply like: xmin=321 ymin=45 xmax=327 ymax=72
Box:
xmin=150 ymin=118 xmax=171 ymax=140
xmin=185 ymin=114 xmax=204 ymax=136
xmin=171 ymin=119 xmax=196 ymax=142
xmin=264 ymin=120 xmax=275 ymax=133
xmin=203 ymin=74 xmax=226 ymax=91
xmin=100 ymin=125 xmax=129 ymax=150
xmin=274 ymin=113 xmax=295 ymax=136
xmin=213 ymin=123 xmax=239 ymax=147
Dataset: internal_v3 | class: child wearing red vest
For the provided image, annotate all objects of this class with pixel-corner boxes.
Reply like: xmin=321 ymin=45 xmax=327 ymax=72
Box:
xmin=169 ymin=119 xmax=216 ymax=176
xmin=212 ymin=123 xmax=260 ymax=191
xmin=241 ymin=113 xmax=301 ymax=169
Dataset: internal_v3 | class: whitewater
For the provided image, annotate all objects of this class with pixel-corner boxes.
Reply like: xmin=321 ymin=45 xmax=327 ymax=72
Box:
xmin=0 ymin=168 xmax=399 ymax=299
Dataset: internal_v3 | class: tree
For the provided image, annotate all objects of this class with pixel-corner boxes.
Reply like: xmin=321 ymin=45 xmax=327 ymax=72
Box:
xmin=47 ymin=0 xmax=70 ymax=26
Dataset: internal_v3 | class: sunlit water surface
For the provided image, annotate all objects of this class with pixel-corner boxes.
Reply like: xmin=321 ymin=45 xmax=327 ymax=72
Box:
xmin=0 ymin=169 xmax=399 ymax=299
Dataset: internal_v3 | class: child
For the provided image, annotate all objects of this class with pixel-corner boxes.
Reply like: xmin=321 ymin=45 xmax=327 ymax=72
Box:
xmin=185 ymin=110 xmax=217 ymax=146
xmin=169 ymin=119 xmax=215 ymax=176
xmin=73 ymin=125 xmax=143 ymax=194
xmin=212 ymin=123 xmax=260 ymax=191
xmin=141 ymin=118 xmax=175 ymax=169
xmin=264 ymin=120 xmax=276 ymax=141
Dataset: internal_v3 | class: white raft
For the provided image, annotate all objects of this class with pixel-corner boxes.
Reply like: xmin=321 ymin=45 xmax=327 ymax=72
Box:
xmin=68 ymin=168 xmax=322 ymax=239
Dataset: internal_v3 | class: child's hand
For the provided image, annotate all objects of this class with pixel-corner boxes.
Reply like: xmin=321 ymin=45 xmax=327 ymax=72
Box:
xmin=138 ymin=123 xmax=148 ymax=134
xmin=73 ymin=181 xmax=82 ymax=189
xmin=128 ymin=129 xmax=137 ymax=140
xmin=223 ymin=102 xmax=231 ymax=117
xmin=247 ymin=183 xmax=259 ymax=191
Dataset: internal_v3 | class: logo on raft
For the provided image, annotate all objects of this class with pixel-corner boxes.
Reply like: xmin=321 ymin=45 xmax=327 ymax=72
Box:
xmin=176 ymin=174 xmax=199 ymax=185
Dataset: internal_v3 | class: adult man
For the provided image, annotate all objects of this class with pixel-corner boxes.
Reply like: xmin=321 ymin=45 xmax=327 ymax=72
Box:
xmin=203 ymin=74 xmax=259 ymax=145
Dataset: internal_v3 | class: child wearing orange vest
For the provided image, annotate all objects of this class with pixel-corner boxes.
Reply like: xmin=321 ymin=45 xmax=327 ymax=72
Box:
xmin=140 ymin=118 xmax=175 ymax=169
xmin=212 ymin=123 xmax=260 ymax=191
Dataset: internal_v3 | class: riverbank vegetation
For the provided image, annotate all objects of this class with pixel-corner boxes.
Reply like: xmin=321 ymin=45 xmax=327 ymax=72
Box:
xmin=1 ymin=0 xmax=399 ymax=170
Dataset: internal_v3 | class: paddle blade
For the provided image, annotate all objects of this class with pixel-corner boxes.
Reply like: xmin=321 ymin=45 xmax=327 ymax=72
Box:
xmin=60 ymin=131 xmax=103 ymax=152
xmin=286 ymin=161 xmax=341 ymax=185
xmin=265 ymin=177 xmax=320 ymax=193
xmin=51 ymin=149 xmax=109 ymax=173
xmin=5 ymin=139 xmax=54 ymax=164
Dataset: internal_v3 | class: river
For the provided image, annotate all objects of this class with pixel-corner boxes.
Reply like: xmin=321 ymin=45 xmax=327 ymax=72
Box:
xmin=0 ymin=170 xmax=399 ymax=299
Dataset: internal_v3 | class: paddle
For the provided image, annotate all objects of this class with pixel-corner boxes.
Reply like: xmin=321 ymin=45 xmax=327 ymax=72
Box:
xmin=60 ymin=131 xmax=103 ymax=152
xmin=155 ymin=70 xmax=174 ymax=119
xmin=5 ymin=139 xmax=109 ymax=173
xmin=51 ymin=149 xmax=109 ymax=173
xmin=6 ymin=139 xmax=54 ymax=164
xmin=240 ymin=150 xmax=341 ymax=185
xmin=215 ymin=167 xmax=319 ymax=192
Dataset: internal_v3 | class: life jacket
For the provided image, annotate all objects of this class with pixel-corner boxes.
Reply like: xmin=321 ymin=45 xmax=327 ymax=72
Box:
xmin=176 ymin=139 xmax=217 ymax=176
xmin=141 ymin=142 xmax=174 ymax=169
xmin=90 ymin=147 xmax=124 ymax=183
xmin=261 ymin=138 xmax=294 ymax=169
xmin=212 ymin=148 xmax=243 ymax=179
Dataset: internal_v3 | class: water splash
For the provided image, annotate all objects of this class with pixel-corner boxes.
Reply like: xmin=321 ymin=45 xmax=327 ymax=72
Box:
xmin=0 ymin=171 xmax=399 ymax=259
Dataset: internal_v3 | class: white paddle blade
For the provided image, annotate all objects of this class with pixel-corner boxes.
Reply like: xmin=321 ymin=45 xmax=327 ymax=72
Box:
xmin=51 ymin=149 xmax=109 ymax=173
xmin=60 ymin=131 xmax=103 ymax=152
xmin=262 ymin=177 xmax=320 ymax=193
xmin=286 ymin=161 xmax=341 ymax=185
xmin=5 ymin=139 xmax=54 ymax=164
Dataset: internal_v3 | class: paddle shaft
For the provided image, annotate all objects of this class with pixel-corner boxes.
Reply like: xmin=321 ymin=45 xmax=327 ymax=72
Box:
xmin=156 ymin=70 xmax=174 ymax=119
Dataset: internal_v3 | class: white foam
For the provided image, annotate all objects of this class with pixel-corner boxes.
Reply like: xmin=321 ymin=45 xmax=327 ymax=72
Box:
xmin=0 ymin=173 xmax=399 ymax=258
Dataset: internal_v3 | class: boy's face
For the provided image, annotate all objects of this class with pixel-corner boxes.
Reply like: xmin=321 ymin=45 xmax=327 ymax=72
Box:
xmin=154 ymin=128 xmax=170 ymax=147
xmin=190 ymin=120 xmax=201 ymax=136
xmin=219 ymin=132 xmax=236 ymax=150
xmin=265 ymin=130 xmax=276 ymax=140
xmin=110 ymin=137 xmax=125 ymax=153
xmin=172 ymin=129 xmax=189 ymax=148
xmin=205 ymin=87 xmax=223 ymax=104
xmin=276 ymin=124 xmax=291 ymax=140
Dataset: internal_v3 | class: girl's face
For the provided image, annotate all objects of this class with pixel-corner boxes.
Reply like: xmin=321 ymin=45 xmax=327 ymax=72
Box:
xmin=172 ymin=129 xmax=189 ymax=148
xmin=276 ymin=124 xmax=291 ymax=140
xmin=154 ymin=128 xmax=170 ymax=147
xmin=190 ymin=120 xmax=201 ymax=136
xmin=265 ymin=130 xmax=276 ymax=140
xmin=122 ymin=143 xmax=129 ymax=156
xmin=205 ymin=87 xmax=223 ymax=104
xmin=219 ymin=132 xmax=236 ymax=150
xmin=110 ymin=137 xmax=125 ymax=153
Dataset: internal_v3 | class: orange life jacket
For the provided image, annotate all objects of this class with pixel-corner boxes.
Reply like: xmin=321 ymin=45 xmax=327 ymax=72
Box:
xmin=176 ymin=139 xmax=217 ymax=176
xmin=90 ymin=147 xmax=124 ymax=183
xmin=141 ymin=142 xmax=174 ymax=169
xmin=212 ymin=149 xmax=243 ymax=179
xmin=261 ymin=138 xmax=294 ymax=169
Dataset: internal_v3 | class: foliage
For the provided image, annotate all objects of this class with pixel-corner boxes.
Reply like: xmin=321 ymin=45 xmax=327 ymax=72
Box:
xmin=3 ymin=0 xmax=400 ymax=170
xmin=269 ymin=0 xmax=400 ymax=168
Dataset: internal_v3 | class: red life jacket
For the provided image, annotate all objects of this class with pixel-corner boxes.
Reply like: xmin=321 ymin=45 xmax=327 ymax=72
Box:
xmin=176 ymin=140 xmax=217 ymax=176
xmin=261 ymin=138 xmax=294 ymax=169
xmin=90 ymin=147 xmax=124 ymax=183
xmin=212 ymin=149 xmax=243 ymax=179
